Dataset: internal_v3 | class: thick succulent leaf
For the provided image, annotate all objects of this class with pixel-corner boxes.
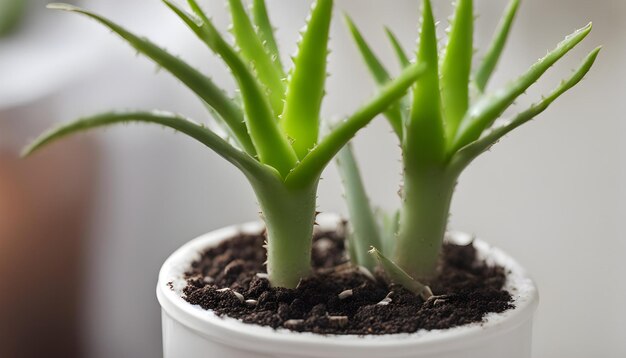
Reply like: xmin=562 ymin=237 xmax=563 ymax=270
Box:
xmin=336 ymin=144 xmax=381 ymax=270
xmin=23 ymin=111 xmax=269 ymax=179
xmin=170 ymin=0 xmax=297 ymax=176
xmin=441 ymin=0 xmax=474 ymax=140
xmin=452 ymin=23 xmax=593 ymax=153
xmin=252 ymin=0 xmax=283 ymax=70
xmin=280 ymin=0 xmax=333 ymax=159
xmin=344 ymin=15 xmax=404 ymax=138
xmin=369 ymin=247 xmax=432 ymax=299
xmin=286 ymin=62 xmax=425 ymax=187
xmin=45 ymin=3 xmax=256 ymax=156
xmin=384 ymin=27 xmax=411 ymax=69
xmin=474 ymin=0 xmax=521 ymax=92
xmin=405 ymin=0 xmax=446 ymax=168
xmin=227 ymin=0 xmax=286 ymax=116
xmin=450 ymin=47 xmax=601 ymax=174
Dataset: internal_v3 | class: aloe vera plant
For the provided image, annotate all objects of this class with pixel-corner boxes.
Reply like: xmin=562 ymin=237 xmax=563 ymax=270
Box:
xmin=339 ymin=0 xmax=600 ymax=284
xmin=24 ymin=1 xmax=424 ymax=288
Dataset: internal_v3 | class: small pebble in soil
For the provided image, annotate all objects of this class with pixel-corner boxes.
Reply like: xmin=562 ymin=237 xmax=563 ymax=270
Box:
xmin=338 ymin=289 xmax=353 ymax=300
xmin=232 ymin=291 xmax=244 ymax=303
xmin=284 ymin=319 xmax=304 ymax=329
xmin=216 ymin=287 xmax=245 ymax=303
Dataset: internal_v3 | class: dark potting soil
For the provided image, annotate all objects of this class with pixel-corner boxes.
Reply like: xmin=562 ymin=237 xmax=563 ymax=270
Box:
xmin=180 ymin=227 xmax=514 ymax=335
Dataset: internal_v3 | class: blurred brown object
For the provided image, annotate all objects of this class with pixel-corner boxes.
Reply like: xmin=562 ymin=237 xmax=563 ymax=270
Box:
xmin=0 ymin=132 xmax=97 ymax=358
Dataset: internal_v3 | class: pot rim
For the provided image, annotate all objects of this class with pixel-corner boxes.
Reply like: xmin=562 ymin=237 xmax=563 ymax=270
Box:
xmin=157 ymin=213 xmax=538 ymax=356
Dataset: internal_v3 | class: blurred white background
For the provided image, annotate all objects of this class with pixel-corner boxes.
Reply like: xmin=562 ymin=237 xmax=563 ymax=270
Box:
xmin=1 ymin=0 xmax=624 ymax=357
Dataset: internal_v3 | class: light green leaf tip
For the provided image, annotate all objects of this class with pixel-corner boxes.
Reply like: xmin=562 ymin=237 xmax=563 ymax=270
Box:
xmin=474 ymin=0 xmax=521 ymax=92
xmin=344 ymin=14 xmax=404 ymax=138
xmin=344 ymin=13 xmax=391 ymax=85
xmin=384 ymin=27 xmax=411 ymax=69
xmin=46 ymin=3 xmax=79 ymax=11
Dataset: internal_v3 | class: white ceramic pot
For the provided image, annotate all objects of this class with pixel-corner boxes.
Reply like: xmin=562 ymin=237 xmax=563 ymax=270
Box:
xmin=157 ymin=215 xmax=538 ymax=358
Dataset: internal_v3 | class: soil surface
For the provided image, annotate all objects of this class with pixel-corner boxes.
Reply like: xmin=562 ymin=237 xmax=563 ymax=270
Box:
xmin=180 ymin=227 xmax=514 ymax=335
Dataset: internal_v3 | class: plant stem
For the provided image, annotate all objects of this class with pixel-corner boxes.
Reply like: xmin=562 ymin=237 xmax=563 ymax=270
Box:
xmin=395 ymin=167 xmax=457 ymax=280
xmin=251 ymin=178 xmax=319 ymax=288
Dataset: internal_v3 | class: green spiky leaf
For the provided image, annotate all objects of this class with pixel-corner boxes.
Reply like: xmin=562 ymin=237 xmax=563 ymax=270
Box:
xmin=405 ymin=0 xmax=446 ymax=168
xmin=441 ymin=0 xmax=474 ymax=140
xmin=280 ymin=0 xmax=333 ymax=159
xmin=344 ymin=14 xmax=390 ymax=85
xmin=452 ymin=22 xmax=593 ymax=153
xmin=384 ymin=27 xmax=411 ymax=69
xmin=168 ymin=0 xmax=297 ymax=176
xmin=451 ymin=47 xmax=601 ymax=174
xmin=287 ymin=61 xmax=425 ymax=187
xmin=46 ymin=3 xmax=257 ymax=156
xmin=227 ymin=0 xmax=286 ymax=116
xmin=474 ymin=0 xmax=521 ymax=92
xmin=344 ymin=15 xmax=404 ymax=138
xmin=384 ymin=27 xmax=412 ymax=128
xmin=251 ymin=0 xmax=283 ymax=70
xmin=23 ymin=111 xmax=268 ymax=179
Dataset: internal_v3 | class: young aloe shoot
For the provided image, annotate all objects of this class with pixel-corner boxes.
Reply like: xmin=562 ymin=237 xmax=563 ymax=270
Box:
xmin=340 ymin=0 xmax=600 ymax=285
xmin=24 ymin=1 xmax=424 ymax=288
